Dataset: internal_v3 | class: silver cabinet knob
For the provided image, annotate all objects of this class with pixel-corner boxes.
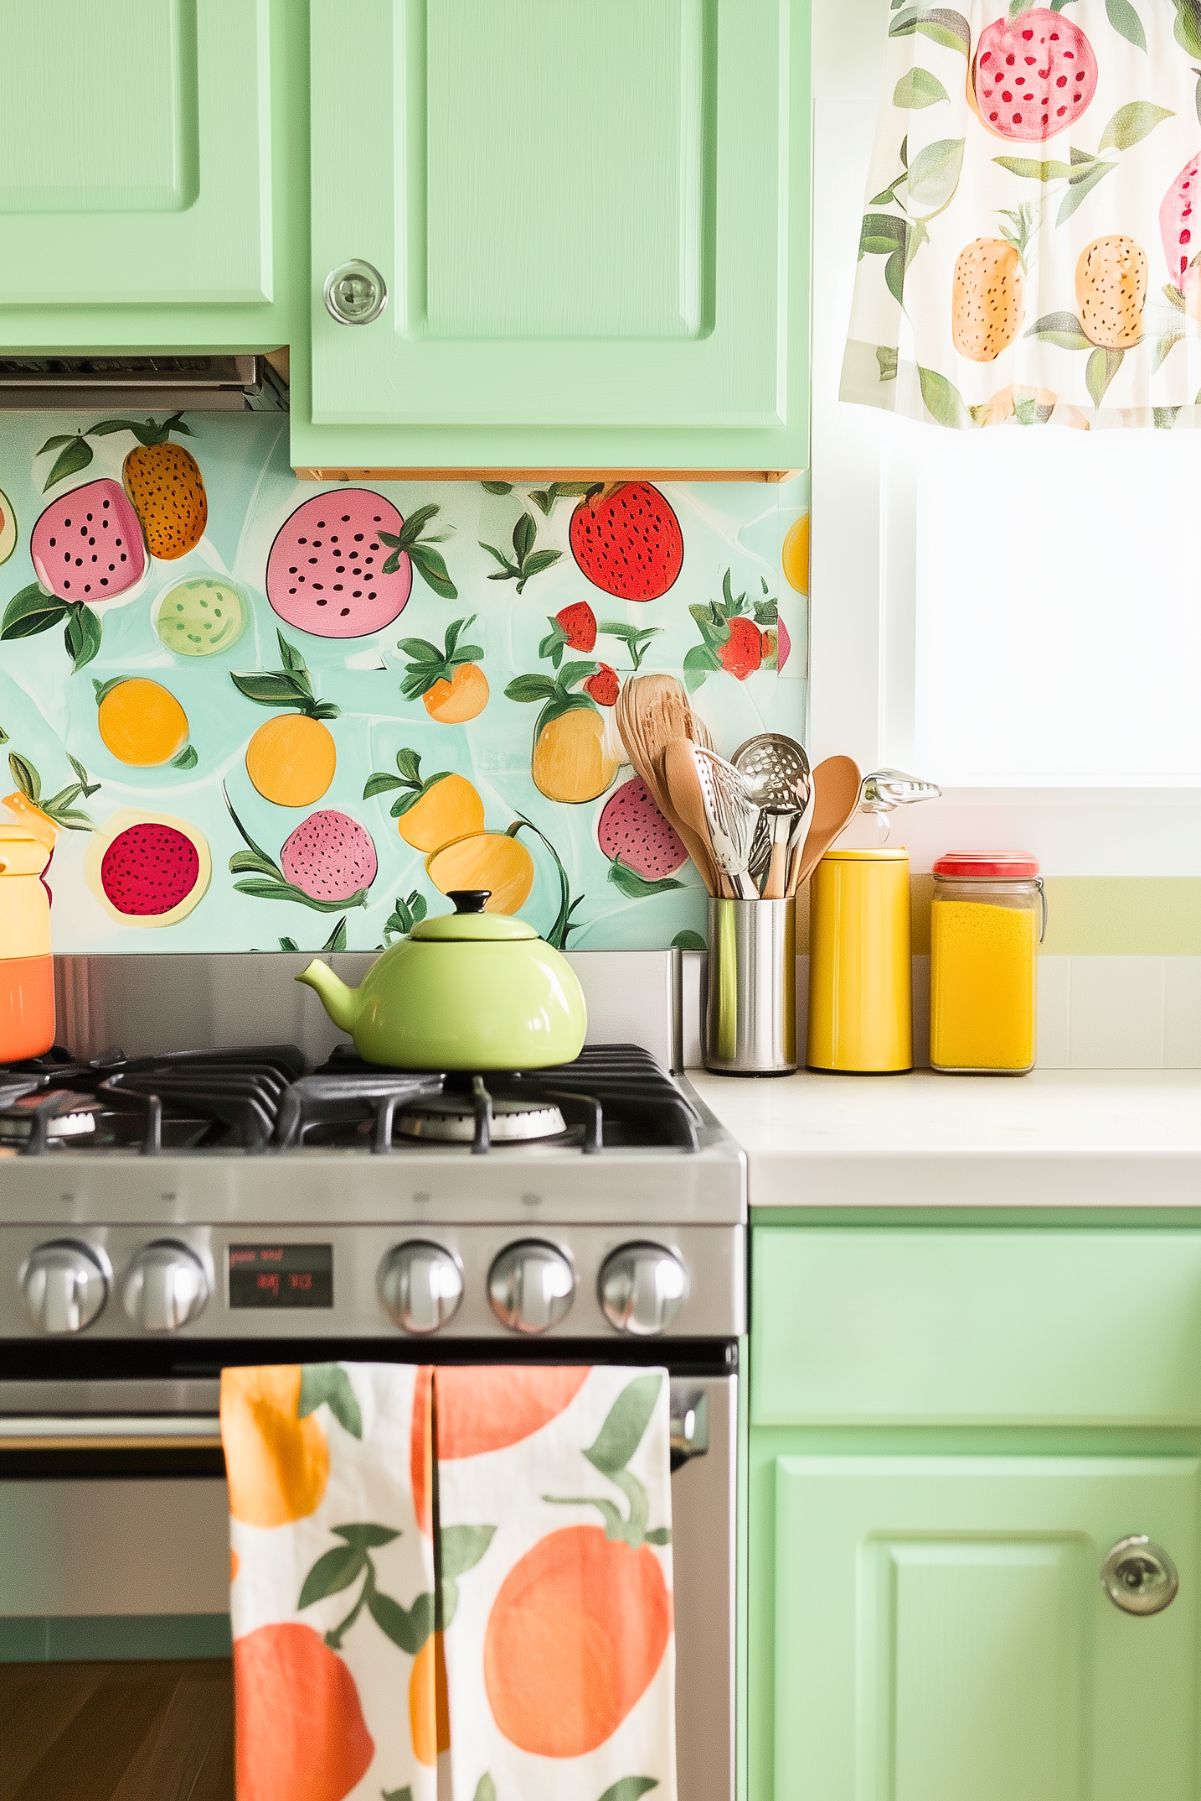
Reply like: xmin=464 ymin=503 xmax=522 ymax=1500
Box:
xmin=121 ymin=1240 xmax=208 ymax=1333
xmin=323 ymin=259 xmax=387 ymax=325
xmin=21 ymin=1239 xmax=108 ymax=1334
xmin=1101 ymin=1536 xmax=1179 ymax=1615
xmin=378 ymin=1242 xmax=464 ymax=1336
xmin=599 ymin=1242 xmax=689 ymax=1336
xmin=488 ymin=1241 xmax=574 ymax=1335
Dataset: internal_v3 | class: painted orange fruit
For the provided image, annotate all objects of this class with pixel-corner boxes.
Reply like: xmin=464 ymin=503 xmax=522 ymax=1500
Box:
xmin=397 ymin=772 xmax=485 ymax=853
xmin=410 ymin=1629 xmax=451 ymax=1766
xmin=425 ymin=662 xmax=489 ymax=724
xmin=96 ymin=677 xmax=189 ymax=766
xmin=531 ymin=706 xmax=619 ymax=804
xmin=220 ymin=1364 xmax=330 ymax=1528
xmin=245 ymin=714 xmax=337 ymax=808
xmin=781 ymin=513 xmax=810 ymax=595
xmin=411 ymin=1367 xmax=588 ymax=1534
xmin=234 ymin=1622 xmax=374 ymax=1801
xmin=484 ymin=1524 xmax=671 ymax=1756
xmin=425 ymin=832 xmax=535 ymax=916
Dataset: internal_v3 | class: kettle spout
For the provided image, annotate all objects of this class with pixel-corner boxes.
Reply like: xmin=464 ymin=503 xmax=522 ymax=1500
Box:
xmin=296 ymin=959 xmax=360 ymax=1034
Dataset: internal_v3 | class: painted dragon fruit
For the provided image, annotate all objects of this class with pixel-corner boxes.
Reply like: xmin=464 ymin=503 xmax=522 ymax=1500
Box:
xmin=598 ymin=776 xmax=688 ymax=881
xmin=30 ymin=478 xmax=146 ymax=603
xmin=972 ymin=8 xmax=1097 ymax=142
xmin=267 ymin=489 xmax=455 ymax=638
xmin=89 ymin=813 xmax=211 ymax=926
xmin=280 ymin=811 xmax=378 ymax=901
xmin=569 ymin=483 xmax=684 ymax=602
xmin=1161 ymin=152 xmax=1200 ymax=310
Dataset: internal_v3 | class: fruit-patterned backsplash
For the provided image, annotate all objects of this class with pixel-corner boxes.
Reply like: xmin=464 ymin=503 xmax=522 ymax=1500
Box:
xmin=0 ymin=413 xmax=808 ymax=953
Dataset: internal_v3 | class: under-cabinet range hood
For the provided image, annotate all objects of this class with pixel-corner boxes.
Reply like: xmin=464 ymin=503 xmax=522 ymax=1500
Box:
xmin=0 ymin=354 xmax=288 ymax=413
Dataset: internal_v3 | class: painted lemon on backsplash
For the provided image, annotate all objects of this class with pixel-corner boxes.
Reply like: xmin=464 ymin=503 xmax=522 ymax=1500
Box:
xmin=95 ymin=677 xmax=190 ymax=767
xmin=0 ymin=486 xmax=16 ymax=565
xmin=532 ymin=707 xmax=619 ymax=804
xmin=426 ymin=832 xmax=536 ymax=915
xmin=154 ymin=577 xmax=247 ymax=657
xmin=781 ymin=513 xmax=809 ymax=596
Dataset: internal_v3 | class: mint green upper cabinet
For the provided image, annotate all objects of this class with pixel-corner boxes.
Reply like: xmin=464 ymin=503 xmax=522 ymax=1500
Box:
xmin=772 ymin=1454 xmax=1200 ymax=1801
xmin=0 ymin=0 xmax=293 ymax=348
xmin=297 ymin=0 xmax=809 ymax=472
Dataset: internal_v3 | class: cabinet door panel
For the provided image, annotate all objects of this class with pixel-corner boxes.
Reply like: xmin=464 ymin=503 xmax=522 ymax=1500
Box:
xmin=0 ymin=0 xmax=272 ymax=306
xmin=774 ymin=1455 xmax=1200 ymax=1801
xmin=304 ymin=0 xmax=806 ymax=467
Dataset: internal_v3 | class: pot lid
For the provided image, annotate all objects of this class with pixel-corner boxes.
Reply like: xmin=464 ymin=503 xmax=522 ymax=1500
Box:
xmin=411 ymin=889 xmax=538 ymax=943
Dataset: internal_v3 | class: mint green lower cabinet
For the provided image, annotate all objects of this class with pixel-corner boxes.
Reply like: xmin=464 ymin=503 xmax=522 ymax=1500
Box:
xmin=768 ymin=1453 xmax=1199 ymax=1801
xmin=298 ymin=0 xmax=810 ymax=472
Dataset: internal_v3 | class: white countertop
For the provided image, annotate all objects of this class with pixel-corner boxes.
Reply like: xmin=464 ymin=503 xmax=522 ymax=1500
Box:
xmin=687 ymin=1070 xmax=1201 ymax=1210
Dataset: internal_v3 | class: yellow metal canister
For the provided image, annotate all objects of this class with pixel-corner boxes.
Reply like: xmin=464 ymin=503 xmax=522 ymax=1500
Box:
xmin=806 ymin=848 xmax=911 ymax=1073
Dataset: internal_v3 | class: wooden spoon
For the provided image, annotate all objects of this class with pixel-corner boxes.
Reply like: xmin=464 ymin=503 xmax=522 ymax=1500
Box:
xmin=617 ymin=677 xmax=719 ymax=892
xmin=662 ymin=738 xmax=727 ymax=897
xmin=791 ymin=755 xmax=862 ymax=891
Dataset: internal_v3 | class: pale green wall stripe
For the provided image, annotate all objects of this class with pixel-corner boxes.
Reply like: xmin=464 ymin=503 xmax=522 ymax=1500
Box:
xmin=796 ymin=878 xmax=1201 ymax=956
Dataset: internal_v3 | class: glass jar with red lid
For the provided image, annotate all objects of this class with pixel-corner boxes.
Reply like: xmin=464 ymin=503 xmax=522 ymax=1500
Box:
xmin=929 ymin=853 xmax=1047 ymax=1075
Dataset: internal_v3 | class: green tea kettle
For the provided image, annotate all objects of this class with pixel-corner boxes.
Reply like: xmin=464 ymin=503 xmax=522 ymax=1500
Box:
xmin=296 ymin=889 xmax=587 ymax=1070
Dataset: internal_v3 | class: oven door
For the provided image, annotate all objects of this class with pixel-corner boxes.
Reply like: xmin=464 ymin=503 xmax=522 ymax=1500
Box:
xmin=0 ymin=1368 xmax=737 ymax=1801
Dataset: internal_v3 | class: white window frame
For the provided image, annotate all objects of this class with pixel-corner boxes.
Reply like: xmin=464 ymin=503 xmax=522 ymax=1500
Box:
xmin=807 ymin=0 xmax=1201 ymax=877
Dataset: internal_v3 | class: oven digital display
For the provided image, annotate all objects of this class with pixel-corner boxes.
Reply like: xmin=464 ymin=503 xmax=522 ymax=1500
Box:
xmin=228 ymin=1243 xmax=333 ymax=1309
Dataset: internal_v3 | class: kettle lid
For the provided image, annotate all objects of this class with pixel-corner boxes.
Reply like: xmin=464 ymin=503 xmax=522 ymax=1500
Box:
xmin=411 ymin=889 xmax=539 ymax=943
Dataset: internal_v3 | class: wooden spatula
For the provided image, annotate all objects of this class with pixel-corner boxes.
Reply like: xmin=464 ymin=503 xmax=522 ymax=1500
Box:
xmin=791 ymin=756 xmax=862 ymax=890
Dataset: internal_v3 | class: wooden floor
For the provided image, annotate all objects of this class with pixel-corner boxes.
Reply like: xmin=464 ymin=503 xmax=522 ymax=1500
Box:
xmin=0 ymin=1660 xmax=234 ymax=1801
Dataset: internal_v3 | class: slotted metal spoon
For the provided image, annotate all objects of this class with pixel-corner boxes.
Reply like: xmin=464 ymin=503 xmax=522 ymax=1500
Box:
xmin=732 ymin=734 xmax=811 ymax=900
xmin=693 ymin=746 xmax=760 ymax=899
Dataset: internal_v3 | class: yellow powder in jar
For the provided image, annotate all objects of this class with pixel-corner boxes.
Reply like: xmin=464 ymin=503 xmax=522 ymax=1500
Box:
xmin=930 ymin=898 xmax=1038 ymax=1072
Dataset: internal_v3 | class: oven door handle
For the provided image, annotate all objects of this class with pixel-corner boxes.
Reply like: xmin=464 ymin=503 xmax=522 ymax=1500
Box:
xmin=0 ymin=1389 xmax=711 ymax=1462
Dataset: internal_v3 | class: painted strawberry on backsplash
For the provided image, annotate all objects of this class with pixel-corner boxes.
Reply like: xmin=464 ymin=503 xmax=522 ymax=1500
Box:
xmin=39 ymin=413 xmax=207 ymax=558
xmin=539 ymin=601 xmax=597 ymax=668
xmin=569 ymin=482 xmax=683 ymax=601
xmin=584 ymin=662 xmax=619 ymax=707
xmin=684 ymin=571 xmax=778 ymax=690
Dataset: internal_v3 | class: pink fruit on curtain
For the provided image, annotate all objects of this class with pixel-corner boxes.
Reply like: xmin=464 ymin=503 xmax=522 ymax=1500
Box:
xmin=972 ymin=9 xmax=1097 ymax=142
xmin=1161 ymin=153 xmax=1200 ymax=293
xmin=280 ymin=811 xmax=378 ymax=901
xmin=598 ymin=776 xmax=688 ymax=881
xmin=30 ymin=479 xmax=146 ymax=603
xmin=87 ymin=813 xmax=211 ymax=926
xmin=266 ymin=490 xmax=411 ymax=638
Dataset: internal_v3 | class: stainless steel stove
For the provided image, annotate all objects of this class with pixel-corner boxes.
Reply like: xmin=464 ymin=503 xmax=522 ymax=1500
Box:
xmin=0 ymin=952 xmax=745 ymax=1801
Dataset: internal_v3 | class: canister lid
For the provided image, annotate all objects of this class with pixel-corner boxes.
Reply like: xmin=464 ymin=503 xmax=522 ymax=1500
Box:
xmin=0 ymin=823 xmax=52 ymax=876
xmin=933 ymin=851 xmax=1040 ymax=879
xmin=820 ymin=847 xmax=910 ymax=862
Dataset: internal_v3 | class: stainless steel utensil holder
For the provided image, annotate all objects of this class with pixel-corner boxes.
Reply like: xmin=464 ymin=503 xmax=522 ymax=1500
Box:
xmin=704 ymin=898 xmax=797 ymax=1075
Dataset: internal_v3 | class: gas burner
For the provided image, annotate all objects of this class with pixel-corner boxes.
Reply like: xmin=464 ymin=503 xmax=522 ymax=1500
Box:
xmin=396 ymin=1092 xmax=568 ymax=1146
xmin=0 ymin=1091 xmax=104 ymax=1145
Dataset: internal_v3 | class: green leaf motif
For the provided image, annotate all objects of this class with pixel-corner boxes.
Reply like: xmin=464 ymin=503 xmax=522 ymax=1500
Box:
xmin=584 ymin=1373 xmax=663 ymax=1476
xmin=474 ymin=1780 xmax=497 ymax=1801
xmin=671 ymin=929 xmax=707 ymax=950
xmin=1086 ymin=345 xmax=1124 ymax=408
xmin=382 ymin=1789 xmax=414 ymax=1801
xmin=1024 ymin=311 xmax=1091 ymax=350
xmin=876 ymin=346 xmax=900 ymax=383
xmin=1105 ymin=0 xmax=1146 ymax=46
xmin=64 ymin=606 xmax=102 ymax=672
xmin=504 ymin=674 xmax=559 ymax=704
xmin=332 ymin=1523 xmax=400 ymax=1550
xmin=858 ymin=212 xmax=909 ymax=257
xmin=171 ymin=744 xmax=199 ymax=771
xmin=1153 ymin=406 xmax=1182 ymax=429
xmin=298 ymin=1544 xmax=366 ymax=1611
xmin=597 ymin=1782 xmax=658 ymax=1801
xmin=322 ymin=918 xmax=348 ymax=952
xmin=888 ymin=6 xmax=971 ymax=52
xmin=1057 ymin=160 xmax=1115 ymax=224
xmin=608 ymin=859 xmax=685 ymax=899
xmin=903 ymin=137 xmax=964 ymax=215
xmin=1170 ymin=0 xmax=1201 ymax=53
xmin=480 ymin=480 xmax=512 ymax=495
xmin=440 ymin=1524 xmax=496 ymax=1581
xmin=893 ymin=66 xmax=948 ymax=108
xmin=8 ymin=752 xmax=40 ymax=801
xmin=298 ymin=1364 xmax=363 ymax=1440
xmin=1098 ymin=100 xmax=1172 ymax=151
xmin=2 ymin=585 xmax=69 ymax=640
xmin=993 ymin=155 xmax=1077 ymax=181
xmin=366 ymin=1586 xmax=426 ymax=1655
xmin=917 ymin=366 xmax=969 ymax=429
xmin=41 ymin=437 xmax=93 ymax=492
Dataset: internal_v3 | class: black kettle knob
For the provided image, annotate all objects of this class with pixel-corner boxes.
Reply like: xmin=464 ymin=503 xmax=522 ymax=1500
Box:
xmin=448 ymin=889 xmax=491 ymax=915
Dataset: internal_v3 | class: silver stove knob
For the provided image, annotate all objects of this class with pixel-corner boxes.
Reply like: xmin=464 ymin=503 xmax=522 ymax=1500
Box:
xmin=21 ymin=1239 xmax=108 ymax=1334
xmin=599 ymin=1243 xmax=689 ymax=1337
xmin=122 ymin=1241 xmax=208 ymax=1333
xmin=488 ymin=1241 xmax=574 ymax=1335
xmin=378 ymin=1242 xmax=464 ymax=1335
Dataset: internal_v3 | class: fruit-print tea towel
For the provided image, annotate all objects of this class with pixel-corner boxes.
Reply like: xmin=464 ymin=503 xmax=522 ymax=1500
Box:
xmin=434 ymin=1366 xmax=676 ymax=1801
xmin=223 ymin=1362 xmax=437 ymax=1801
xmin=221 ymin=1363 xmax=676 ymax=1801
xmin=842 ymin=0 xmax=1201 ymax=428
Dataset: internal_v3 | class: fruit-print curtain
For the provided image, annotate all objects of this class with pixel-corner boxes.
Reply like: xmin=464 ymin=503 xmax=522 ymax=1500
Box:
xmin=841 ymin=1 xmax=1201 ymax=428
xmin=222 ymin=1363 xmax=676 ymax=1801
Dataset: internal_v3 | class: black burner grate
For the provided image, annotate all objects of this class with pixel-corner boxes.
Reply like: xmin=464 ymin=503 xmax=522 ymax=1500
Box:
xmin=0 ymin=1044 xmax=699 ymax=1157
